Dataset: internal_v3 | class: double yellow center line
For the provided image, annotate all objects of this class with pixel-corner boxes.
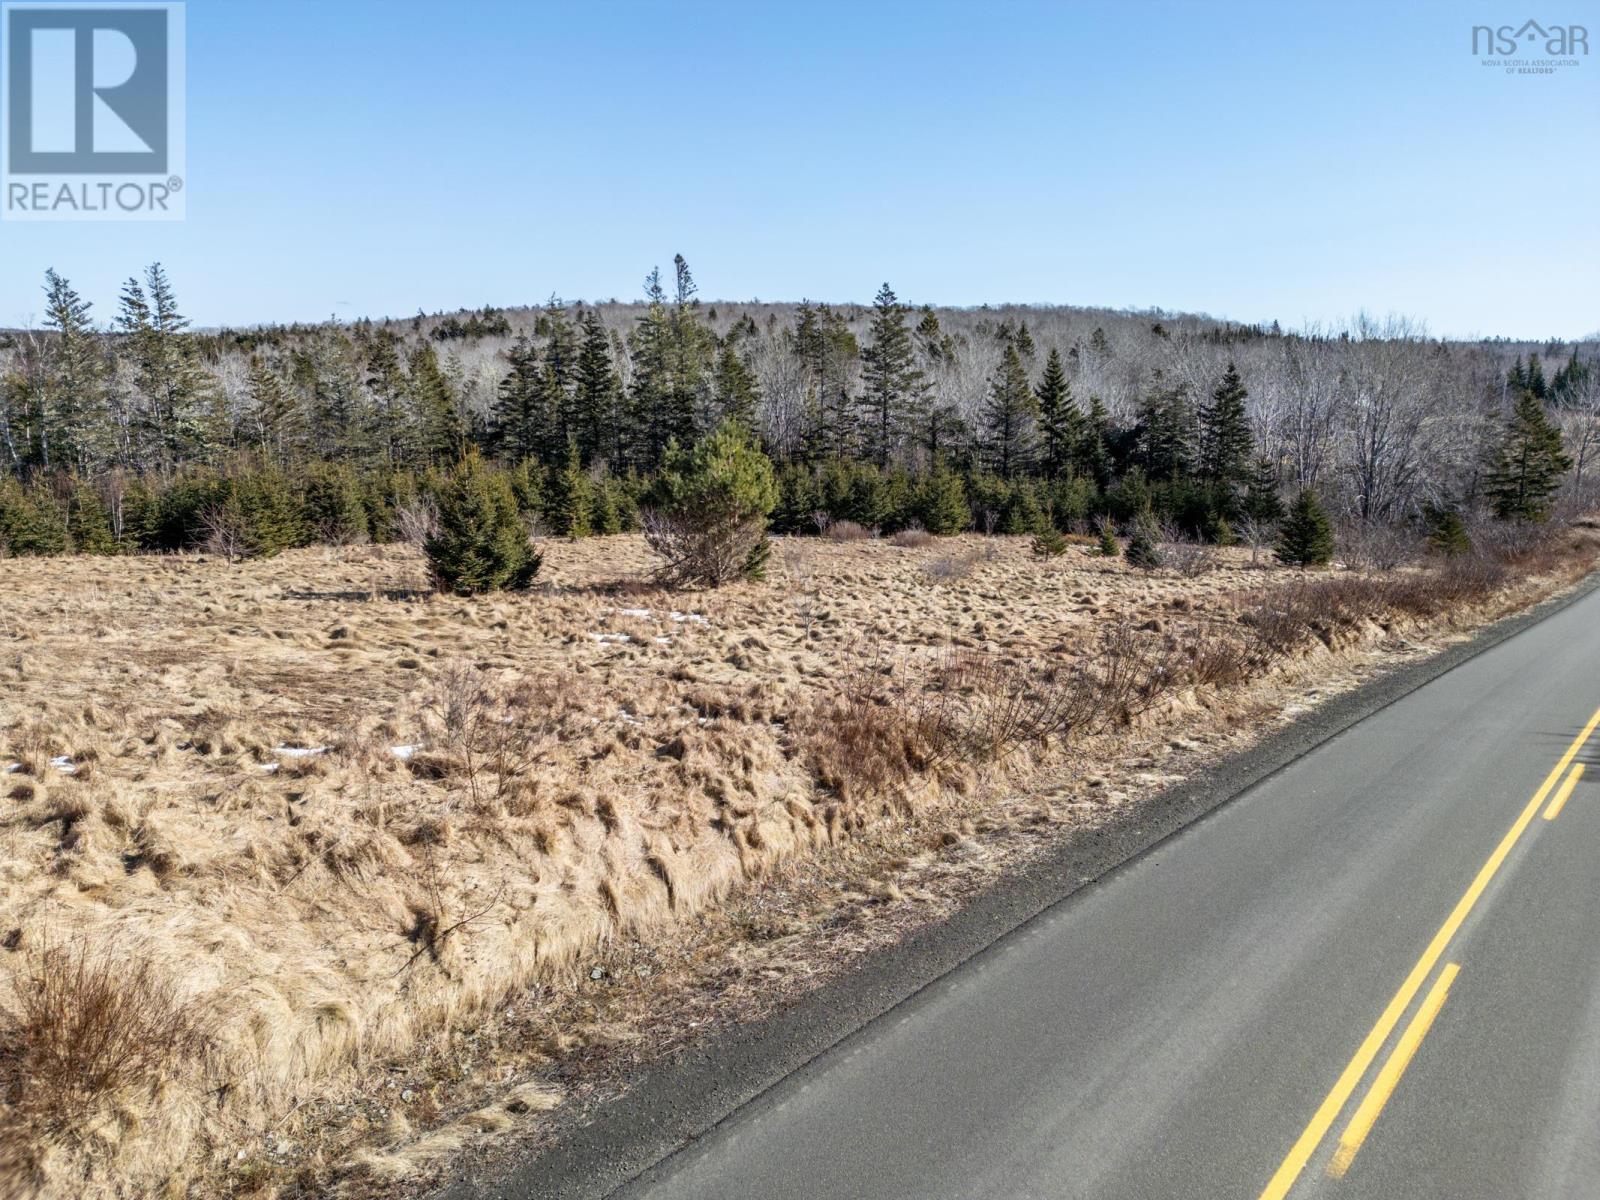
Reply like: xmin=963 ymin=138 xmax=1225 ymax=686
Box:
xmin=1259 ymin=703 xmax=1600 ymax=1198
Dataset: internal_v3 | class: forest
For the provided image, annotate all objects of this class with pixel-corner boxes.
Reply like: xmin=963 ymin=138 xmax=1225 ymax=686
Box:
xmin=1 ymin=254 xmax=1594 ymax=562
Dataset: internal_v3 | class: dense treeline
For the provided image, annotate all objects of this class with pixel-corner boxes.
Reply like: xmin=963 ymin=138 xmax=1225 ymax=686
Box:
xmin=1 ymin=256 xmax=1594 ymax=558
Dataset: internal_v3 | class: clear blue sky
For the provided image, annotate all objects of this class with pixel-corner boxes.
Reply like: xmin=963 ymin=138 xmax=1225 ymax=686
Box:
xmin=3 ymin=0 xmax=1597 ymax=337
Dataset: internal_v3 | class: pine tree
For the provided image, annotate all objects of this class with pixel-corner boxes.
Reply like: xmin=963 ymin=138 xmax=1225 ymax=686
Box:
xmin=1095 ymin=517 xmax=1120 ymax=557
xmin=425 ymin=453 xmax=542 ymax=594
xmin=1276 ymin=490 xmax=1335 ymax=567
xmin=1425 ymin=505 xmax=1470 ymax=557
xmin=1035 ymin=347 xmax=1081 ymax=480
xmin=858 ymin=283 xmax=925 ymax=467
xmin=645 ymin=419 xmax=778 ymax=586
xmin=1485 ymin=391 xmax=1572 ymax=522
xmin=1199 ymin=362 xmax=1254 ymax=501
xmin=546 ymin=441 xmax=593 ymax=537
xmin=983 ymin=343 xmax=1037 ymax=477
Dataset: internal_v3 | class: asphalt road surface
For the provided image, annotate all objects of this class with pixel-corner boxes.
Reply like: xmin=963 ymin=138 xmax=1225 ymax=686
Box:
xmin=620 ymin=582 xmax=1600 ymax=1200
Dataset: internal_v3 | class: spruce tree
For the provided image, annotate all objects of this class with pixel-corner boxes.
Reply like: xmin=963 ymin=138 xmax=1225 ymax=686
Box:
xmin=1125 ymin=516 xmax=1163 ymax=569
xmin=1077 ymin=396 xmax=1114 ymax=491
xmin=494 ymin=335 xmax=544 ymax=464
xmin=982 ymin=343 xmax=1037 ymax=477
xmin=1425 ymin=505 xmax=1470 ymax=557
xmin=645 ymin=419 xmax=778 ymax=586
xmin=409 ymin=343 xmax=465 ymax=464
xmin=914 ymin=462 xmax=971 ymax=534
xmin=41 ymin=269 xmax=111 ymax=473
xmin=574 ymin=309 xmax=621 ymax=467
xmin=1035 ymin=347 xmax=1081 ymax=480
xmin=1244 ymin=457 xmax=1284 ymax=524
xmin=117 ymin=263 xmax=213 ymax=466
xmin=1276 ymin=490 xmax=1335 ymax=567
xmin=1199 ymin=362 xmax=1254 ymax=505
xmin=425 ymin=453 xmax=542 ymax=594
xmin=712 ymin=341 xmax=760 ymax=429
xmin=858 ymin=283 xmax=925 ymax=468
xmin=1485 ymin=392 xmax=1572 ymax=522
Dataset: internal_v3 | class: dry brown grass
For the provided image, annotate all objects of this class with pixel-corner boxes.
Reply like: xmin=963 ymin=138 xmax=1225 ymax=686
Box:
xmin=0 ymin=526 xmax=1593 ymax=1197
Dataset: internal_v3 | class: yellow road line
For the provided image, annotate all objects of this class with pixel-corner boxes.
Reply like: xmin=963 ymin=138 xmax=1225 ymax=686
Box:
xmin=1543 ymin=764 xmax=1586 ymax=821
xmin=1327 ymin=962 xmax=1460 ymax=1178
xmin=1258 ymin=703 xmax=1600 ymax=1200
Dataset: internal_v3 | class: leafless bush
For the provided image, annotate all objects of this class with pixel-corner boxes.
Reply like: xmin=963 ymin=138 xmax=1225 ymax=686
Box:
xmin=1183 ymin=623 xmax=1275 ymax=688
xmin=824 ymin=520 xmax=873 ymax=542
xmin=890 ymin=523 xmax=934 ymax=548
xmin=198 ymin=503 xmax=252 ymax=564
xmin=1160 ymin=523 xmax=1217 ymax=577
xmin=418 ymin=659 xmax=580 ymax=810
xmin=2 ymin=936 xmax=213 ymax=1124
xmin=781 ymin=541 xmax=821 ymax=638
xmin=394 ymin=496 xmax=440 ymax=547
xmin=642 ymin=508 xmax=767 ymax=588
xmin=921 ymin=548 xmax=982 ymax=584
xmin=1339 ymin=521 xmax=1420 ymax=573
xmin=1235 ymin=515 xmax=1276 ymax=568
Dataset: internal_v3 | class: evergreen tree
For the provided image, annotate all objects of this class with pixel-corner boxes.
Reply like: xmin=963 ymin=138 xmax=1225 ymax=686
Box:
xmin=914 ymin=461 xmax=971 ymax=534
xmin=245 ymin=355 xmax=299 ymax=463
xmin=646 ymin=419 xmax=778 ymax=586
xmin=795 ymin=302 xmax=859 ymax=463
xmin=1199 ymin=362 xmax=1254 ymax=502
xmin=425 ymin=453 xmax=542 ymax=594
xmin=1136 ymin=382 xmax=1195 ymax=482
xmin=40 ymin=269 xmax=111 ymax=472
xmin=117 ymin=263 xmax=213 ymax=465
xmin=1244 ymin=457 xmax=1284 ymax=523
xmin=1077 ymin=395 xmax=1114 ymax=491
xmin=1485 ymin=392 xmax=1572 ymax=522
xmin=982 ymin=342 xmax=1037 ymax=477
xmin=1014 ymin=321 xmax=1036 ymax=360
xmin=858 ymin=283 xmax=925 ymax=468
xmin=1125 ymin=516 xmax=1162 ymax=569
xmin=1035 ymin=347 xmax=1081 ymax=480
xmin=493 ymin=335 xmax=546 ymax=464
xmin=409 ymin=343 xmax=464 ymax=464
xmin=537 ymin=297 xmax=580 ymax=457
xmin=712 ymin=340 xmax=760 ymax=429
xmin=1276 ymin=490 xmax=1335 ymax=567
xmin=1425 ymin=505 xmax=1470 ymax=557
xmin=573 ymin=309 xmax=621 ymax=466
xmin=546 ymin=441 xmax=593 ymax=537
xmin=364 ymin=330 xmax=411 ymax=463
xmin=1095 ymin=518 xmax=1120 ymax=557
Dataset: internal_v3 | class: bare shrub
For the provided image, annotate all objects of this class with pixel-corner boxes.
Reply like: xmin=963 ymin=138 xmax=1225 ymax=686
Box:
xmin=1235 ymin=515 xmax=1276 ymax=568
xmin=1183 ymin=623 xmax=1274 ymax=688
xmin=1160 ymin=523 xmax=1217 ymax=577
xmin=642 ymin=509 xmax=768 ymax=588
xmin=1339 ymin=521 xmax=1420 ymax=573
xmin=889 ymin=524 xmax=934 ymax=548
xmin=198 ymin=503 xmax=252 ymax=564
xmin=921 ymin=548 xmax=982 ymax=584
xmin=394 ymin=497 xmax=440 ymax=548
xmin=824 ymin=520 xmax=873 ymax=542
xmin=2 ymin=936 xmax=212 ymax=1125
xmin=781 ymin=541 xmax=822 ymax=638
xmin=418 ymin=659 xmax=580 ymax=810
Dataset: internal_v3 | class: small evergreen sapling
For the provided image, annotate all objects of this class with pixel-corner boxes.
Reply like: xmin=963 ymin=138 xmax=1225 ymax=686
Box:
xmin=1094 ymin=517 xmax=1120 ymax=557
xmin=1124 ymin=517 xmax=1163 ymax=569
xmin=425 ymin=453 xmax=542 ymax=595
xmin=1275 ymin=490 xmax=1335 ymax=567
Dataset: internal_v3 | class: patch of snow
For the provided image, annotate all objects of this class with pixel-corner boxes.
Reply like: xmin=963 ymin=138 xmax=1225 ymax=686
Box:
xmin=273 ymin=745 xmax=330 ymax=758
xmin=617 ymin=708 xmax=645 ymax=726
xmin=3 ymin=762 xmax=19 ymax=774
xmin=668 ymin=611 xmax=709 ymax=625
xmin=653 ymin=636 xmax=673 ymax=645
xmin=589 ymin=632 xmax=631 ymax=644
xmin=614 ymin=607 xmax=653 ymax=619
xmin=390 ymin=743 xmax=423 ymax=761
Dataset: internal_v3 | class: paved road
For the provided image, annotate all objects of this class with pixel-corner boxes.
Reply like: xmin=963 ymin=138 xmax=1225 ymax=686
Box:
xmin=620 ymin=582 xmax=1600 ymax=1200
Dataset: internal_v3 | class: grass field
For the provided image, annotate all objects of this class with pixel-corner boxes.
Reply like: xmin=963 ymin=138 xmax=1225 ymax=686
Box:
xmin=1 ymin=527 xmax=1594 ymax=1198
